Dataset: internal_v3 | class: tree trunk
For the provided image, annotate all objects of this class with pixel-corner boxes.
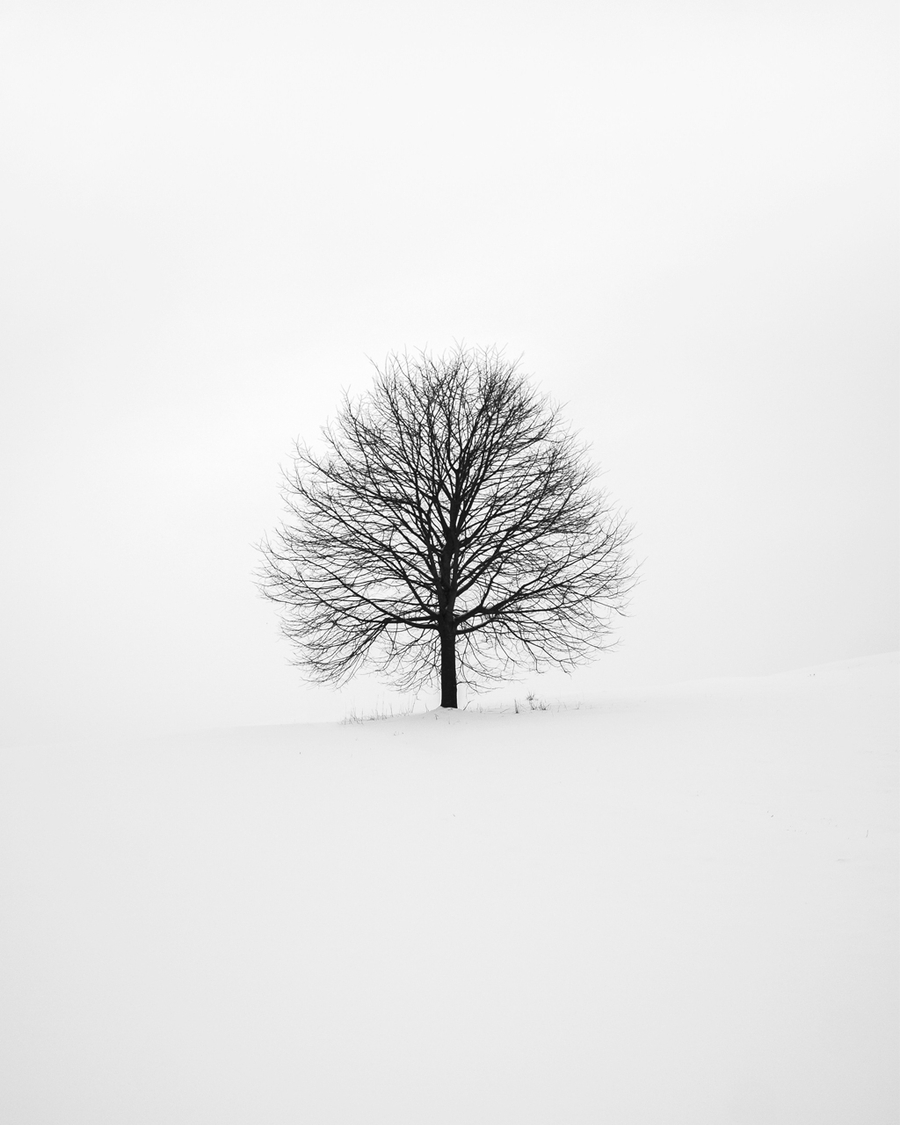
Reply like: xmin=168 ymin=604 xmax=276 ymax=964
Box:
xmin=439 ymin=623 xmax=458 ymax=708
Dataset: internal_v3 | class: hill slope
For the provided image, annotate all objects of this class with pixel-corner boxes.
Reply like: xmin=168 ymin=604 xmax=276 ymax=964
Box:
xmin=1 ymin=655 xmax=897 ymax=1124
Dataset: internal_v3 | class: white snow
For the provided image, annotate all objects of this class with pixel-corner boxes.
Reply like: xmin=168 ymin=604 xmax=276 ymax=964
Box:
xmin=1 ymin=654 xmax=896 ymax=1124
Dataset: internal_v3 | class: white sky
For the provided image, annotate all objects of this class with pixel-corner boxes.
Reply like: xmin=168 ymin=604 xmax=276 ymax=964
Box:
xmin=1 ymin=0 xmax=897 ymax=740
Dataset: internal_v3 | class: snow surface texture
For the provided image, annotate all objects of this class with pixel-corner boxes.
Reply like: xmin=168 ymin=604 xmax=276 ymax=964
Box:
xmin=1 ymin=655 xmax=897 ymax=1124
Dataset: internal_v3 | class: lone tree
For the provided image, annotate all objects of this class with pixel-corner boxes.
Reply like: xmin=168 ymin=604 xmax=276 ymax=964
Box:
xmin=258 ymin=347 xmax=635 ymax=709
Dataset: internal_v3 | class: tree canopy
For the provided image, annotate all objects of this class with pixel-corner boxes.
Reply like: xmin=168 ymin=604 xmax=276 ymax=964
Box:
xmin=258 ymin=347 xmax=636 ymax=707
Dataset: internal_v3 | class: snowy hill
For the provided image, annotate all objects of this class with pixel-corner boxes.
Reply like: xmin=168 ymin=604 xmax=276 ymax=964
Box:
xmin=1 ymin=655 xmax=897 ymax=1124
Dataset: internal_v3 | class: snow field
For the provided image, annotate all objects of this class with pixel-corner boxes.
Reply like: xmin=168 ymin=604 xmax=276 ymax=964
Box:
xmin=0 ymin=655 xmax=896 ymax=1123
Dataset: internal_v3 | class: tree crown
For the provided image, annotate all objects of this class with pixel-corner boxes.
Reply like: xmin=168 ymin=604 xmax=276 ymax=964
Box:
xmin=259 ymin=347 xmax=635 ymax=700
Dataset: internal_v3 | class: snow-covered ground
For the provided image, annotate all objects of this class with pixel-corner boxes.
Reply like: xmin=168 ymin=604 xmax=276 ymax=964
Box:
xmin=1 ymin=654 xmax=896 ymax=1124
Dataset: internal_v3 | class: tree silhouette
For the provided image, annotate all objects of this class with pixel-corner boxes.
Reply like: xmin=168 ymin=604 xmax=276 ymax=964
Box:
xmin=258 ymin=347 xmax=636 ymax=708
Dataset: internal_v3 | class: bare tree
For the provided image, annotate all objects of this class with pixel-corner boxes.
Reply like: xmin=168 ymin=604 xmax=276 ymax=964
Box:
xmin=258 ymin=346 xmax=636 ymax=709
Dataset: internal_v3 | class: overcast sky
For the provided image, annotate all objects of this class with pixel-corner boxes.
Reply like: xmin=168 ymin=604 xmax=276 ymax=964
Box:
xmin=1 ymin=0 xmax=897 ymax=741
